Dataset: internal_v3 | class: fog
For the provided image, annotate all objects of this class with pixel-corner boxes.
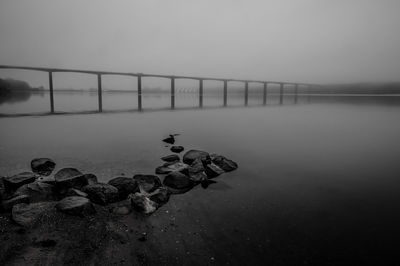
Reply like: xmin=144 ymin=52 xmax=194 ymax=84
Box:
xmin=1 ymin=0 xmax=400 ymax=88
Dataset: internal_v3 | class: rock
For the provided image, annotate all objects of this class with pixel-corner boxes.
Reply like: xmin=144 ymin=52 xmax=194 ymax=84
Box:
xmin=201 ymin=179 xmax=217 ymax=189
xmin=66 ymin=188 xmax=88 ymax=198
xmin=110 ymin=199 xmax=132 ymax=215
xmin=1 ymin=195 xmax=30 ymax=211
xmin=170 ymin=146 xmax=184 ymax=153
xmin=37 ymin=175 xmax=56 ymax=185
xmin=182 ymin=150 xmax=211 ymax=165
xmin=149 ymin=187 xmax=170 ymax=205
xmin=54 ymin=168 xmax=87 ymax=188
xmin=0 ymin=177 xmax=5 ymax=201
xmin=205 ymin=163 xmax=225 ymax=178
xmin=55 ymin=196 xmax=96 ymax=216
xmin=81 ymin=183 xmax=119 ymax=205
xmin=12 ymin=202 xmax=55 ymax=227
xmin=211 ymin=154 xmax=238 ymax=172
xmin=129 ymin=193 xmax=157 ymax=214
xmin=82 ymin=174 xmax=98 ymax=185
xmin=163 ymin=172 xmax=194 ymax=194
xmin=108 ymin=177 xmax=138 ymax=199
xmin=4 ymin=172 xmax=37 ymax=190
xmin=14 ymin=181 xmax=55 ymax=203
xmin=133 ymin=175 xmax=162 ymax=193
xmin=155 ymin=162 xmax=188 ymax=175
xmin=161 ymin=154 xmax=180 ymax=162
xmin=30 ymin=158 xmax=56 ymax=176
xmin=162 ymin=135 xmax=175 ymax=144
xmin=186 ymin=158 xmax=207 ymax=182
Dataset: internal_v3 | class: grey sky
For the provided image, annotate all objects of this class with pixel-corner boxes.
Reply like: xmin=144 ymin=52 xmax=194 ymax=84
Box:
xmin=0 ymin=0 xmax=399 ymax=88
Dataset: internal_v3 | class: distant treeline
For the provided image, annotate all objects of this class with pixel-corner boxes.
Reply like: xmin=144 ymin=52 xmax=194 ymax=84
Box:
xmin=0 ymin=78 xmax=44 ymax=94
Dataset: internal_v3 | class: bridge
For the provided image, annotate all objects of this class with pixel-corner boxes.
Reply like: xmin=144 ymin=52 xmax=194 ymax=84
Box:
xmin=0 ymin=65 xmax=318 ymax=114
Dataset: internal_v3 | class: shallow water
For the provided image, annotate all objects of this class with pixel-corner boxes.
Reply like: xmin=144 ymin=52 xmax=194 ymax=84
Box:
xmin=1 ymin=94 xmax=400 ymax=264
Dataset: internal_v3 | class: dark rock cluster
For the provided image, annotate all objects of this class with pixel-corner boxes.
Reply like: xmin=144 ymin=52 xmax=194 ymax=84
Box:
xmin=0 ymin=135 xmax=238 ymax=227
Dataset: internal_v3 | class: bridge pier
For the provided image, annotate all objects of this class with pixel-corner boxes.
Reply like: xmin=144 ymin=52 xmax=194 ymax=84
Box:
xmin=97 ymin=74 xmax=103 ymax=112
xmin=48 ymin=72 xmax=54 ymax=113
xmin=263 ymin=82 xmax=267 ymax=105
xmin=280 ymin=83 xmax=284 ymax=105
xmin=199 ymin=79 xmax=203 ymax=108
xmin=170 ymin=77 xmax=175 ymax=109
xmin=137 ymin=75 xmax=142 ymax=110
xmin=245 ymin=81 xmax=249 ymax=106
xmin=223 ymin=80 xmax=228 ymax=107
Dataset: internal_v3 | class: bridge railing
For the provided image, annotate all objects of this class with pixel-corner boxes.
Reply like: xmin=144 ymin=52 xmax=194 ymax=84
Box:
xmin=0 ymin=65 xmax=317 ymax=114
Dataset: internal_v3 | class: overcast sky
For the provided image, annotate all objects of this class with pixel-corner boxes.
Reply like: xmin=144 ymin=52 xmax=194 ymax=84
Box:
xmin=0 ymin=0 xmax=399 ymax=87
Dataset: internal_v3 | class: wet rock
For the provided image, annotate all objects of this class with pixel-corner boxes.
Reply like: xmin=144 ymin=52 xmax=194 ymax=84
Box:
xmin=0 ymin=177 xmax=5 ymax=201
xmin=129 ymin=193 xmax=157 ymax=214
xmin=183 ymin=150 xmax=211 ymax=165
xmin=55 ymin=196 xmax=96 ymax=216
xmin=170 ymin=146 xmax=184 ymax=153
xmin=163 ymin=171 xmax=194 ymax=194
xmin=205 ymin=163 xmax=225 ymax=178
xmin=161 ymin=154 xmax=180 ymax=163
xmin=133 ymin=174 xmax=162 ymax=193
xmin=14 ymin=181 xmax=56 ymax=202
xmin=187 ymin=158 xmax=207 ymax=182
xmin=30 ymin=158 xmax=56 ymax=176
xmin=82 ymin=174 xmax=98 ymax=185
xmin=37 ymin=175 xmax=56 ymax=185
xmin=4 ymin=172 xmax=37 ymax=190
xmin=110 ymin=199 xmax=132 ymax=215
xmin=81 ymin=183 xmax=119 ymax=205
xmin=66 ymin=188 xmax=88 ymax=198
xmin=1 ymin=195 xmax=30 ymax=211
xmin=211 ymin=154 xmax=238 ymax=172
xmin=155 ymin=162 xmax=188 ymax=175
xmin=108 ymin=176 xmax=138 ymax=199
xmin=12 ymin=202 xmax=55 ymax=227
xmin=54 ymin=168 xmax=87 ymax=188
xmin=149 ymin=187 xmax=170 ymax=206
xmin=162 ymin=135 xmax=176 ymax=144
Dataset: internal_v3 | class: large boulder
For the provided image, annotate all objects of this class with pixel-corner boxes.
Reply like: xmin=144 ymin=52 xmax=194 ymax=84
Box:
xmin=30 ymin=158 xmax=56 ymax=176
xmin=55 ymin=196 xmax=95 ymax=216
xmin=108 ymin=176 xmax=138 ymax=199
xmin=163 ymin=171 xmax=194 ymax=194
xmin=54 ymin=168 xmax=87 ymax=188
xmin=182 ymin=150 xmax=211 ymax=165
xmin=1 ymin=195 xmax=30 ymax=211
xmin=211 ymin=154 xmax=238 ymax=172
xmin=155 ymin=162 xmax=188 ymax=175
xmin=81 ymin=183 xmax=119 ymax=205
xmin=12 ymin=202 xmax=55 ymax=227
xmin=4 ymin=172 xmax=36 ymax=190
xmin=133 ymin=174 xmax=162 ymax=193
xmin=129 ymin=193 xmax=157 ymax=214
xmin=161 ymin=154 xmax=180 ymax=163
xmin=14 ymin=181 xmax=55 ymax=202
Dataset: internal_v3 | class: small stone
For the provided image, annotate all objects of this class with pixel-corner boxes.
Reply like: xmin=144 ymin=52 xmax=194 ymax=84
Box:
xmin=162 ymin=135 xmax=175 ymax=144
xmin=163 ymin=172 xmax=194 ymax=194
xmin=149 ymin=187 xmax=170 ymax=206
xmin=183 ymin=150 xmax=211 ymax=165
xmin=129 ymin=193 xmax=157 ymax=214
xmin=55 ymin=196 xmax=96 ymax=216
xmin=1 ymin=195 xmax=30 ymax=211
xmin=82 ymin=174 xmax=98 ymax=185
xmin=161 ymin=154 xmax=180 ymax=162
xmin=30 ymin=158 xmax=56 ymax=176
xmin=155 ymin=162 xmax=188 ymax=175
xmin=170 ymin=146 xmax=184 ymax=153
xmin=81 ymin=183 xmax=119 ymax=205
xmin=205 ymin=163 xmax=225 ymax=178
xmin=4 ymin=172 xmax=37 ymax=190
xmin=186 ymin=158 xmax=207 ymax=182
xmin=108 ymin=176 xmax=138 ymax=199
xmin=133 ymin=175 xmax=162 ymax=193
xmin=12 ymin=202 xmax=55 ymax=227
xmin=210 ymin=154 xmax=238 ymax=172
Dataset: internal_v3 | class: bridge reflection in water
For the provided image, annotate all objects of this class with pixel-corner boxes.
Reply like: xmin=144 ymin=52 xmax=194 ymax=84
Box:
xmin=0 ymin=65 xmax=316 ymax=116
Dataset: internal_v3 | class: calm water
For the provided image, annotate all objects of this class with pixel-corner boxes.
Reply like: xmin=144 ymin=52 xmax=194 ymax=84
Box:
xmin=1 ymin=92 xmax=400 ymax=264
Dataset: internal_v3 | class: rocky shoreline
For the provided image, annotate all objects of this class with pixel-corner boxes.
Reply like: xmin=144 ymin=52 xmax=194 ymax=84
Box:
xmin=0 ymin=135 xmax=238 ymax=264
